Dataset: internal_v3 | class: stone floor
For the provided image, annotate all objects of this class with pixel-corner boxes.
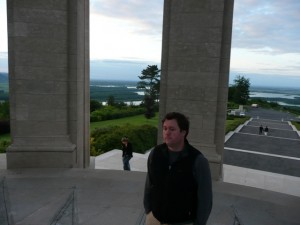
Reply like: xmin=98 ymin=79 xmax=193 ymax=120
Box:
xmin=1 ymin=167 xmax=299 ymax=225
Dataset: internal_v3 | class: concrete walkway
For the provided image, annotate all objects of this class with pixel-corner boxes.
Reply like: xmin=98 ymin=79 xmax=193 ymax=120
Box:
xmin=1 ymin=167 xmax=299 ymax=225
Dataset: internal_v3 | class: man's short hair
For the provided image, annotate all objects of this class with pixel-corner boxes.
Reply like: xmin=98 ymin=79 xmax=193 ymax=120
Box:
xmin=121 ymin=137 xmax=129 ymax=142
xmin=162 ymin=112 xmax=189 ymax=137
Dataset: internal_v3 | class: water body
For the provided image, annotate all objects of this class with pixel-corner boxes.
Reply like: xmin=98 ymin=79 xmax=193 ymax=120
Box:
xmin=90 ymin=79 xmax=143 ymax=104
xmin=90 ymin=81 xmax=300 ymax=108
xmin=250 ymin=86 xmax=300 ymax=107
xmin=2 ymin=77 xmax=299 ymax=108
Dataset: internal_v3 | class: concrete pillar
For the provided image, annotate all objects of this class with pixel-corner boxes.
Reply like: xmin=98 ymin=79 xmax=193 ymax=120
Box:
xmin=6 ymin=0 xmax=90 ymax=168
xmin=158 ymin=0 xmax=234 ymax=180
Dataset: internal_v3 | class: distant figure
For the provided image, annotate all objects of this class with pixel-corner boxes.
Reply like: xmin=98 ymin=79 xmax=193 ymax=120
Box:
xmin=264 ymin=126 xmax=269 ymax=136
xmin=121 ymin=137 xmax=133 ymax=171
xmin=259 ymin=125 xmax=263 ymax=135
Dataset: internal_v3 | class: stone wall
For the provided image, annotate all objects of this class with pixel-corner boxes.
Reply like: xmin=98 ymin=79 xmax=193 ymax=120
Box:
xmin=6 ymin=0 xmax=90 ymax=168
xmin=158 ymin=0 xmax=234 ymax=179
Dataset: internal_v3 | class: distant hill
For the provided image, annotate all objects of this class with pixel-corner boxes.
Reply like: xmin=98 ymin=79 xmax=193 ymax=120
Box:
xmin=0 ymin=73 xmax=8 ymax=83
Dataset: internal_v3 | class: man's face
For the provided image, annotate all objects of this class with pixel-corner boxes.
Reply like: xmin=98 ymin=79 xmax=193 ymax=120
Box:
xmin=163 ymin=119 xmax=186 ymax=151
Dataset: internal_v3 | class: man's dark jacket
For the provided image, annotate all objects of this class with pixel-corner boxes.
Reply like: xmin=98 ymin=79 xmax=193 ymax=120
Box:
xmin=143 ymin=141 xmax=213 ymax=225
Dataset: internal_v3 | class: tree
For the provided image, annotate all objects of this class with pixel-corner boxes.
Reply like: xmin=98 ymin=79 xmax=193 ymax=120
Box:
xmin=230 ymin=75 xmax=250 ymax=105
xmin=144 ymin=95 xmax=155 ymax=119
xmin=137 ymin=65 xmax=161 ymax=102
xmin=0 ymin=101 xmax=10 ymax=135
xmin=90 ymin=99 xmax=102 ymax=112
xmin=107 ymin=95 xmax=115 ymax=106
xmin=137 ymin=65 xmax=160 ymax=119
xmin=0 ymin=101 xmax=9 ymax=120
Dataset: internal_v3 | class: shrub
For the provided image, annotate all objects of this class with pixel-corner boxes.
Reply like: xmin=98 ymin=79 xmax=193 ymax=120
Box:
xmin=227 ymin=101 xmax=238 ymax=109
xmin=291 ymin=121 xmax=300 ymax=131
xmin=90 ymin=124 xmax=157 ymax=156
xmin=0 ymin=120 xmax=10 ymax=135
xmin=226 ymin=115 xmax=235 ymax=120
xmin=0 ymin=101 xmax=9 ymax=120
xmin=0 ymin=139 xmax=10 ymax=153
xmin=90 ymin=105 xmax=146 ymax=122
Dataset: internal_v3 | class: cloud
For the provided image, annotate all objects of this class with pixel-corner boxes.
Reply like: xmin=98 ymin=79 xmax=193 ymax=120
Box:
xmin=89 ymin=0 xmax=163 ymax=61
xmin=230 ymin=48 xmax=300 ymax=77
xmin=232 ymin=0 xmax=300 ymax=54
xmin=90 ymin=0 xmax=163 ymax=36
xmin=98 ymin=59 xmax=156 ymax=65
xmin=0 ymin=56 xmax=8 ymax=73
xmin=1 ymin=0 xmax=299 ymax=86
xmin=0 ymin=52 xmax=8 ymax=59
xmin=90 ymin=59 xmax=160 ymax=80
xmin=0 ymin=1 xmax=8 ymax=53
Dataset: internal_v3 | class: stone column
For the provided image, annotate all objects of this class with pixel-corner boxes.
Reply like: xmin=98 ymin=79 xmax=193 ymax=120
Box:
xmin=6 ymin=0 xmax=90 ymax=168
xmin=158 ymin=0 xmax=234 ymax=179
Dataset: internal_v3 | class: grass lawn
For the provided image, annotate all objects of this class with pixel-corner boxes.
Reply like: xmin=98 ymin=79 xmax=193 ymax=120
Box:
xmin=90 ymin=113 xmax=159 ymax=131
xmin=225 ymin=116 xmax=250 ymax=134
xmin=291 ymin=121 xmax=300 ymax=131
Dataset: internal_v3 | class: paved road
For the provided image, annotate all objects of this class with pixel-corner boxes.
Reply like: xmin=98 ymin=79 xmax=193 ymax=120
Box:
xmin=224 ymin=108 xmax=300 ymax=177
xmin=245 ymin=107 xmax=300 ymax=121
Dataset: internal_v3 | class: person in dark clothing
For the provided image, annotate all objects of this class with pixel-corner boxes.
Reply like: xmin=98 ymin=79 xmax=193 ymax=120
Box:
xmin=121 ymin=137 xmax=133 ymax=171
xmin=259 ymin=125 xmax=263 ymax=134
xmin=264 ymin=126 xmax=269 ymax=136
xmin=143 ymin=112 xmax=213 ymax=225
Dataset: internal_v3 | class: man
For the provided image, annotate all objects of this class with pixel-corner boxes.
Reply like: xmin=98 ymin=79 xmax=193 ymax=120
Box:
xmin=264 ymin=126 xmax=269 ymax=136
xmin=144 ymin=112 xmax=212 ymax=225
xmin=259 ymin=125 xmax=263 ymax=134
xmin=121 ymin=137 xmax=133 ymax=171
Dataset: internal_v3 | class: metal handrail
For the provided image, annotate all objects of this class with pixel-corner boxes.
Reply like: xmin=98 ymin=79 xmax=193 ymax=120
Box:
xmin=135 ymin=209 xmax=146 ymax=225
xmin=232 ymin=205 xmax=244 ymax=225
xmin=0 ymin=177 xmax=12 ymax=225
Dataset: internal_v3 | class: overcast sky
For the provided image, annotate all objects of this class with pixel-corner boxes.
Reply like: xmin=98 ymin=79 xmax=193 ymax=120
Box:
xmin=1 ymin=0 xmax=300 ymax=87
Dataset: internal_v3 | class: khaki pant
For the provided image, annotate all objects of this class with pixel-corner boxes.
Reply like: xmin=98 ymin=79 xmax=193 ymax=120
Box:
xmin=146 ymin=212 xmax=193 ymax=225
